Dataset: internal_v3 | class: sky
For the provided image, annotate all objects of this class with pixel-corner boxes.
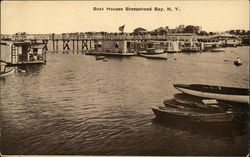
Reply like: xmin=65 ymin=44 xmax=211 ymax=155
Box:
xmin=1 ymin=1 xmax=249 ymax=34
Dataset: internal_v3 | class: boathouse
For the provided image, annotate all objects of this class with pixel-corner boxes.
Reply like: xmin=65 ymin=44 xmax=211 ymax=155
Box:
xmin=137 ymin=41 xmax=164 ymax=53
xmin=92 ymin=40 xmax=137 ymax=55
xmin=225 ymin=36 xmax=242 ymax=47
xmin=179 ymin=39 xmax=204 ymax=52
xmin=0 ymin=41 xmax=46 ymax=66
xmin=160 ymin=41 xmax=181 ymax=53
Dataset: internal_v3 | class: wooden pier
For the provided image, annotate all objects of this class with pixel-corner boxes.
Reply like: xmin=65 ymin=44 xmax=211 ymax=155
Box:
xmin=1 ymin=33 xmax=243 ymax=53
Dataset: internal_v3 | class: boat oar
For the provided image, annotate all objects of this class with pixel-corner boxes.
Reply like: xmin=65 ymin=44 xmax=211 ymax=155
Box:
xmin=224 ymin=60 xmax=234 ymax=62
xmin=224 ymin=60 xmax=249 ymax=63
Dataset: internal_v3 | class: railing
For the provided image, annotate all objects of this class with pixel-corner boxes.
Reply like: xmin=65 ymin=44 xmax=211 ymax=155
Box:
xmin=1 ymin=33 xmax=245 ymax=41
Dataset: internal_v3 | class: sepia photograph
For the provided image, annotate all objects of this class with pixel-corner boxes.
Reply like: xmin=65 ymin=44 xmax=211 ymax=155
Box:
xmin=0 ymin=0 xmax=249 ymax=156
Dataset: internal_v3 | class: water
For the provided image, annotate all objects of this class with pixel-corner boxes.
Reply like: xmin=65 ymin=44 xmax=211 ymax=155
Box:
xmin=1 ymin=46 xmax=249 ymax=155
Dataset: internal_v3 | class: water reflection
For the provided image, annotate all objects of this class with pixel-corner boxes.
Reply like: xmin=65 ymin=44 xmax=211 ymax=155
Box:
xmin=152 ymin=117 xmax=247 ymax=139
xmin=1 ymin=46 xmax=249 ymax=155
xmin=17 ymin=64 xmax=44 ymax=75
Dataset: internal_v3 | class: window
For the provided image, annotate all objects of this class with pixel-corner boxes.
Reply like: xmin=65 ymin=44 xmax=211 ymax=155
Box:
xmin=22 ymin=45 xmax=29 ymax=54
xmin=33 ymin=48 xmax=38 ymax=52
xmin=147 ymin=43 xmax=153 ymax=48
xmin=127 ymin=42 xmax=131 ymax=48
xmin=114 ymin=42 xmax=119 ymax=48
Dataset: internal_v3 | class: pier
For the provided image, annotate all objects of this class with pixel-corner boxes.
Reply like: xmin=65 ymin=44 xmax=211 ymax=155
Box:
xmin=1 ymin=33 xmax=246 ymax=54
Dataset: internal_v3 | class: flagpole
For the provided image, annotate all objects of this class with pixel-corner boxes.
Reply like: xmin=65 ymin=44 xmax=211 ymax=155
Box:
xmin=119 ymin=25 xmax=125 ymax=41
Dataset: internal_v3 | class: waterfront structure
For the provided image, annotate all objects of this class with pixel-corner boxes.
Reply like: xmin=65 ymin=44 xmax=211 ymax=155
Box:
xmin=1 ymin=29 xmax=247 ymax=55
xmin=210 ymin=35 xmax=242 ymax=47
xmin=160 ymin=41 xmax=181 ymax=53
xmin=179 ymin=40 xmax=204 ymax=52
xmin=86 ymin=40 xmax=136 ymax=56
xmin=0 ymin=41 xmax=47 ymax=67
xmin=225 ymin=37 xmax=242 ymax=47
xmin=137 ymin=41 xmax=168 ymax=59
xmin=241 ymin=35 xmax=250 ymax=45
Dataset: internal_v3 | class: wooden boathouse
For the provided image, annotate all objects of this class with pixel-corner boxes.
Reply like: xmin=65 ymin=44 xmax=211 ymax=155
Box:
xmin=0 ymin=40 xmax=47 ymax=67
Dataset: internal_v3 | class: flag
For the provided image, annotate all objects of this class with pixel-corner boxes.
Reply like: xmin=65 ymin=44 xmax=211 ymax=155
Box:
xmin=119 ymin=25 xmax=125 ymax=32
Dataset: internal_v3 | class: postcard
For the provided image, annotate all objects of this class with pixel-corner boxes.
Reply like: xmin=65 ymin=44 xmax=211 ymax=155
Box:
xmin=1 ymin=0 xmax=249 ymax=156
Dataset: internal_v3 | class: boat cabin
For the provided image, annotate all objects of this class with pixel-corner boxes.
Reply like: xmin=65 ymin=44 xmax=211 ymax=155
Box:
xmin=180 ymin=40 xmax=204 ymax=52
xmin=202 ymin=42 xmax=222 ymax=51
xmin=94 ymin=40 xmax=137 ymax=54
xmin=160 ymin=41 xmax=181 ymax=53
xmin=137 ymin=41 xmax=164 ymax=53
xmin=0 ymin=41 xmax=46 ymax=66
xmin=225 ymin=37 xmax=242 ymax=47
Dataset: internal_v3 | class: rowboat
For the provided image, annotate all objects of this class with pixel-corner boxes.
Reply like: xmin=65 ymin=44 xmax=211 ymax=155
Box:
xmin=96 ymin=55 xmax=105 ymax=60
xmin=138 ymin=51 xmax=168 ymax=59
xmin=152 ymin=105 xmax=234 ymax=122
xmin=210 ymin=48 xmax=225 ymax=52
xmin=234 ymin=61 xmax=242 ymax=66
xmin=173 ymin=84 xmax=249 ymax=104
xmin=86 ymin=51 xmax=135 ymax=56
xmin=0 ymin=68 xmax=15 ymax=78
xmin=164 ymin=98 xmax=220 ymax=110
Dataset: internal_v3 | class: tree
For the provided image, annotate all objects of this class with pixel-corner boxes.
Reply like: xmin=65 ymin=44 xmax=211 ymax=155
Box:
xmin=199 ymin=31 xmax=208 ymax=36
xmin=229 ymin=30 xmax=236 ymax=34
xmin=133 ymin=27 xmax=147 ymax=35
xmin=235 ymin=30 xmax=241 ymax=35
xmin=209 ymin=32 xmax=216 ymax=35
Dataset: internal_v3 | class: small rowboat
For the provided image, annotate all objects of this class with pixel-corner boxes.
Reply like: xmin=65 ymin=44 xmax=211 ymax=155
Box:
xmin=173 ymin=84 xmax=249 ymax=104
xmin=210 ymin=48 xmax=225 ymax=52
xmin=0 ymin=68 xmax=15 ymax=78
xmin=152 ymin=105 xmax=234 ymax=122
xmin=96 ymin=55 xmax=105 ymax=60
xmin=234 ymin=61 xmax=242 ymax=66
xmin=138 ymin=52 xmax=168 ymax=59
xmin=163 ymin=99 xmax=222 ymax=111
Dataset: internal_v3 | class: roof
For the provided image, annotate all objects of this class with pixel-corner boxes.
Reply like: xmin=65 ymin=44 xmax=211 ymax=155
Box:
xmin=0 ymin=40 xmax=44 ymax=46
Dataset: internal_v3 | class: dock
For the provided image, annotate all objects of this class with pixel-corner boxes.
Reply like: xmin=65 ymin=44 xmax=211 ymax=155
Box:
xmin=0 ymin=33 xmax=246 ymax=55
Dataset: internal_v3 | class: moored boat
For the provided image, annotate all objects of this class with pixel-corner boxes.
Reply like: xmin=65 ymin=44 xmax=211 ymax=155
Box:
xmin=86 ymin=51 xmax=135 ymax=56
xmin=234 ymin=61 xmax=242 ymax=66
xmin=173 ymin=84 xmax=249 ymax=104
xmin=152 ymin=105 xmax=234 ymax=122
xmin=137 ymin=41 xmax=167 ymax=59
xmin=138 ymin=52 xmax=168 ymax=59
xmin=0 ymin=68 xmax=15 ymax=78
xmin=96 ymin=55 xmax=105 ymax=60
xmin=210 ymin=47 xmax=225 ymax=52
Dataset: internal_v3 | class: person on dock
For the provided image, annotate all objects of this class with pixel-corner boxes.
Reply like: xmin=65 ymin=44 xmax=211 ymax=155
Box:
xmin=28 ymin=50 xmax=32 ymax=61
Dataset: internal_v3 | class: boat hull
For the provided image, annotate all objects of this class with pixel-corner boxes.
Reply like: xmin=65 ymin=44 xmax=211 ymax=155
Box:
xmin=210 ymin=48 xmax=225 ymax=52
xmin=139 ymin=53 xmax=168 ymax=59
xmin=174 ymin=84 xmax=249 ymax=104
xmin=234 ymin=61 xmax=242 ymax=66
xmin=0 ymin=68 xmax=14 ymax=77
xmin=86 ymin=52 xmax=135 ymax=56
xmin=152 ymin=106 xmax=234 ymax=122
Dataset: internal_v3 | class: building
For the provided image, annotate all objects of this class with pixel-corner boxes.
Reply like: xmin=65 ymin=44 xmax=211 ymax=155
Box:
xmin=0 ymin=41 xmax=46 ymax=66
